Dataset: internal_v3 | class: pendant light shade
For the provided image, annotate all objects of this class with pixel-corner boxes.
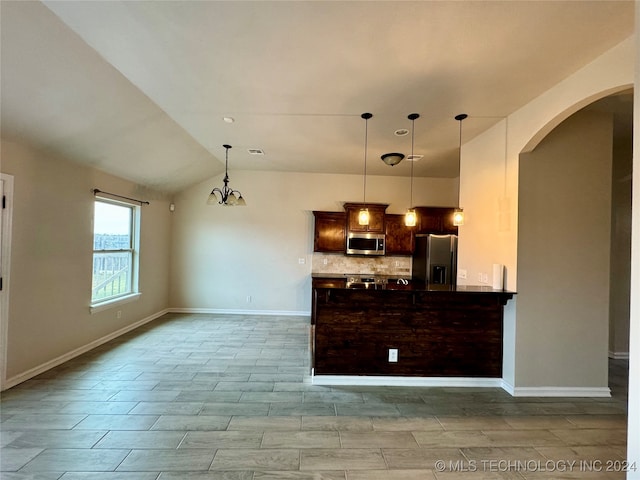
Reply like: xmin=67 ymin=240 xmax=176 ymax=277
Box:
xmin=453 ymin=209 xmax=465 ymax=226
xmin=405 ymin=209 xmax=417 ymax=227
xmin=207 ymin=144 xmax=246 ymax=206
xmin=453 ymin=114 xmax=467 ymax=226
xmin=359 ymin=113 xmax=372 ymax=225
xmin=358 ymin=209 xmax=370 ymax=225
xmin=404 ymin=113 xmax=420 ymax=227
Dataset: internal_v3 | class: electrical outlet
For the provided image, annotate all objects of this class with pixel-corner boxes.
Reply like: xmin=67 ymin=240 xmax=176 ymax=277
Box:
xmin=116 ymin=310 xmax=122 ymax=319
xmin=298 ymin=257 xmax=305 ymax=265
xmin=458 ymin=269 xmax=467 ymax=279
xmin=482 ymin=273 xmax=489 ymax=283
xmin=246 ymin=295 xmax=252 ymax=303
xmin=388 ymin=348 xmax=398 ymax=362
xmin=323 ymin=258 xmax=328 ymax=265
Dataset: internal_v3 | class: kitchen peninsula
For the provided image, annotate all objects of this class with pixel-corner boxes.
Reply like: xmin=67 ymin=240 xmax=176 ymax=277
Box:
xmin=311 ymin=203 xmax=515 ymax=384
xmin=311 ymin=274 xmax=514 ymax=381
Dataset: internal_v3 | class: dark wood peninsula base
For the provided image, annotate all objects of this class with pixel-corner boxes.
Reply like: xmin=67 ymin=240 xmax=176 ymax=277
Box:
xmin=312 ymin=280 xmax=514 ymax=378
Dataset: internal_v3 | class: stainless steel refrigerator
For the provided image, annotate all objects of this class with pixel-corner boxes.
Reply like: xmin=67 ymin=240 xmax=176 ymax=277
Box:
xmin=412 ymin=234 xmax=458 ymax=285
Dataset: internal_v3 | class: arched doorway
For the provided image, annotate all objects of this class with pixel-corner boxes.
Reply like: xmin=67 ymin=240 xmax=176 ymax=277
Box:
xmin=516 ymin=90 xmax=633 ymax=394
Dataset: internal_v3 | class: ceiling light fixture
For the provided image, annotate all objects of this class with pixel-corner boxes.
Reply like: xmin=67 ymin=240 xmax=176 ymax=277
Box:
xmin=405 ymin=113 xmax=420 ymax=227
xmin=394 ymin=128 xmax=409 ymax=137
xmin=207 ymin=144 xmax=246 ymax=206
xmin=453 ymin=113 xmax=468 ymax=226
xmin=359 ymin=113 xmax=372 ymax=225
xmin=381 ymin=152 xmax=405 ymax=166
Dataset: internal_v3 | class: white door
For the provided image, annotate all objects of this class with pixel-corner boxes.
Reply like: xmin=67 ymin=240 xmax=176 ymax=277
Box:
xmin=0 ymin=174 xmax=14 ymax=390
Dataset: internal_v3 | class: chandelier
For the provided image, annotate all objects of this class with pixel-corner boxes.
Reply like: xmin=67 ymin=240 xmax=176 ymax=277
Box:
xmin=207 ymin=144 xmax=246 ymax=206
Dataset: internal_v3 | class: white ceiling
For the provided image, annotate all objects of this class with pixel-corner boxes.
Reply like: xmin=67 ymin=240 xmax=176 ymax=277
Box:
xmin=0 ymin=1 xmax=634 ymax=193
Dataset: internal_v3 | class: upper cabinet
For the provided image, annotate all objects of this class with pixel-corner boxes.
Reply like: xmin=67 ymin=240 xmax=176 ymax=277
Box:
xmin=312 ymin=205 xmax=457 ymax=255
xmin=313 ymin=211 xmax=346 ymax=252
xmin=415 ymin=207 xmax=458 ymax=235
xmin=343 ymin=203 xmax=388 ymax=233
xmin=384 ymin=214 xmax=414 ymax=255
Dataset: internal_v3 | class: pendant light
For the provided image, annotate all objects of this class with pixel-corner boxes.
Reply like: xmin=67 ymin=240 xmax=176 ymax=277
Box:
xmin=207 ymin=144 xmax=246 ymax=206
xmin=404 ymin=113 xmax=420 ymax=227
xmin=453 ymin=114 xmax=467 ymax=226
xmin=359 ymin=113 xmax=372 ymax=225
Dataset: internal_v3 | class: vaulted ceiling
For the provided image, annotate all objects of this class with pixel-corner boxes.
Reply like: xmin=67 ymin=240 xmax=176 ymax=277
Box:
xmin=0 ymin=1 xmax=634 ymax=193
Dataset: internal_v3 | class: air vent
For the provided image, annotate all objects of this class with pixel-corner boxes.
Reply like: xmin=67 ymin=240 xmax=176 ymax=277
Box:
xmin=248 ymin=148 xmax=265 ymax=155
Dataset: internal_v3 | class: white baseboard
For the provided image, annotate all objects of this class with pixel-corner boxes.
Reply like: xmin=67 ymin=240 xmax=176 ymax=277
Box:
xmin=608 ymin=351 xmax=629 ymax=360
xmin=311 ymin=373 xmax=503 ymax=388
xmin=3 ymin=308 xmax=170 ymax=390
xmin=501 ymin=381 xmax=611 ymax=398
xmin=169 ymin=307 xmax=310 ymax=317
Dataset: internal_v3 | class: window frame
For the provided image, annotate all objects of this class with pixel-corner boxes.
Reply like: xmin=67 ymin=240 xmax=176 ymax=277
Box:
xmin=90 ymin=196 xmax=141 ymax=312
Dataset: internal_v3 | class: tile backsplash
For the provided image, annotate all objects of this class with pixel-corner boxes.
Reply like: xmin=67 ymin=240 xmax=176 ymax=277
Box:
xmin=312 ymin=253 xmax=412 ymax=276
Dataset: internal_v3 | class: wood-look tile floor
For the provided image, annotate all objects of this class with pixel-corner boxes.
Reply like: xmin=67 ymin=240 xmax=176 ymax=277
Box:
xmin=0 ymin=313 xmax=629 ymax=479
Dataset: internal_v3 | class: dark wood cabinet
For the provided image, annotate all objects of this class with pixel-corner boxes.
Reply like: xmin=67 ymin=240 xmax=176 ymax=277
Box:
xmin=343 ymin=203 xmax=388 ymax=233
xmin=415 ymin=206 xmax=458 ymax=235
xmin=384 ymin=214 xmax=414 ymax=255
xmin=313 ymin=211 xmax=346 ymax=252
xmin=313 ymin=205 xmax=456 ymax=255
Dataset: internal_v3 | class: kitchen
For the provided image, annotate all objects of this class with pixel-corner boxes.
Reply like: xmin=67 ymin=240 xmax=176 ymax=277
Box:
xmin=311 ymin=201 xmax=514 ymax=384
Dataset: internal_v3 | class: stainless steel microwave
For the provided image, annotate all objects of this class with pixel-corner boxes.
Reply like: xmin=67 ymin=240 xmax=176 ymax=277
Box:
xmin=346 ymin=232 xmax=385 ymax=256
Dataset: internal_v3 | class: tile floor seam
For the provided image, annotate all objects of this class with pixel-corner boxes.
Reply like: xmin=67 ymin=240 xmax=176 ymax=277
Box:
xmin=0 ymin=314 xmax=628 ymax=478
xmin=113 ymin=447 xmax=135 ymax=472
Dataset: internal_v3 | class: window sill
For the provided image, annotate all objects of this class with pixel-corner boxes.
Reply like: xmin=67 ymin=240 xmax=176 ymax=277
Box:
xmin=90 ymin=293 xmax=141 ymax=314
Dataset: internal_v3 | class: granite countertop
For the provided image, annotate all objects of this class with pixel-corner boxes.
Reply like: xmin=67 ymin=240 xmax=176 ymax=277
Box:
xmin=311 ymin=273 xmax=515 ymax=294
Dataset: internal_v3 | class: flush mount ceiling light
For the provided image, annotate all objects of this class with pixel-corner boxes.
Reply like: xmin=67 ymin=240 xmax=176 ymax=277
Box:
xmin=407 ymin=154 xmax=423 ymax=161
xmin=207 ymin=144 xmax=246 ymax=206
xmin=404 ymin=113 xmax=420 ymax=227
xmin=381 ymin=152 xmax=405 ymax=166
xmin=453 ymin=113 xmax=468 ymax=226
xmin=359 ymin=113 xmax=372 ymax=226
xmin=394 ymin=128 xmax=410 ymax=137
xmin=247 ymin=148 xmax=264 ymax=155
xmin=222 ymin=116 xmax=235 ymax=123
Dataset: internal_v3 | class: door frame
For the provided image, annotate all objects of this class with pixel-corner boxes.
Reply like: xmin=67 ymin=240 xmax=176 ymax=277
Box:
xmin=1 ymin=173 xmax=14 ymax=390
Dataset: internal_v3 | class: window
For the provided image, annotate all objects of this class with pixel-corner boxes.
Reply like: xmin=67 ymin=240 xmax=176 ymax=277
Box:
xmin=91 ymin=198 xmax=139 ymax=306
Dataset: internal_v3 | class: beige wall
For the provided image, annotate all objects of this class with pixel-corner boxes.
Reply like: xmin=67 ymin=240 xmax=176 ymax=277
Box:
xmin=517 ymin=110 xmax=613 ymax=389
xmin=457 ymin=34 xmax=634 ymax=393
xmin=609 ymin=129 xmax=633 ymax=357
xmin=170 ymin=170 xmax=457 ymax=313
xmin=0 ymin=140 xmax=171 ymax=384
